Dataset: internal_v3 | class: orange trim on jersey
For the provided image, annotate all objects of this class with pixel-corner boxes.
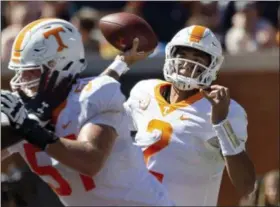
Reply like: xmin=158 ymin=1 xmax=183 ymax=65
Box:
xmin=12 ymin=18 xmax=52 ymax=58
xmin=51 ymin=100 xmax=67 ymax=125
xmin=154 ymin=82 xmax=204 ymax=116
xmin=189 ymin=25 xmax=206 ymax=43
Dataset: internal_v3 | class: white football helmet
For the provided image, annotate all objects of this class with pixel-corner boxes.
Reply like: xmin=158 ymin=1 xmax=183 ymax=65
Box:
xmin=8 ymin=18 xmax=86 ymax=94
xmin=163 ymin=25 xmax=224 ymax=91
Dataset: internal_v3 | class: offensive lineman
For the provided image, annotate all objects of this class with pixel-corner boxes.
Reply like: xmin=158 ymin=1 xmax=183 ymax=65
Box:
xmin=1 ymin=18 xmax=172 ymax=206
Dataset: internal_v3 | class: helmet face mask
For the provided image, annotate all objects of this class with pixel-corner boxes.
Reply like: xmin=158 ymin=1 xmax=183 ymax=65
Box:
xmin=10 ymin=68 xmax=42 ymax=96
xmin=8 ymin=18 xmax=87 ymax=96
xmin=164 ymin=25 xmax=224 ymax=91
xmin=164 ymin=57 xmax=215 ymax=91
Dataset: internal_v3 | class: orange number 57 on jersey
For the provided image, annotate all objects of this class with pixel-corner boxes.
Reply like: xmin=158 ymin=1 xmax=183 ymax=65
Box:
xmin=23 ymin=134 xmax=95 ymax=196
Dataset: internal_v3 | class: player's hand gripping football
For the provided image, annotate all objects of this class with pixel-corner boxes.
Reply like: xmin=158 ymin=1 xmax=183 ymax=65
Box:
xmin=18 ymin=65 xmax=76 ymax=124
xmin=119 ymin=38 xmax=155 ymax=66
xmin=200 ymin=85 xmax=230 ymax=125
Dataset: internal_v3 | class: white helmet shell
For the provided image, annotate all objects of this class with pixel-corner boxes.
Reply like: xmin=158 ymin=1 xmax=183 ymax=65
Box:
xmin=9 ymin=18 xmax=86 ymax=91
xmin=164 ymin=25 xmax=224 ymax=91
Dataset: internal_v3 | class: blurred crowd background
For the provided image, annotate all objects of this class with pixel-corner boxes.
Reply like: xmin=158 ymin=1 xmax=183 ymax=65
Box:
xmin=1 ymin=1 xmax=280 ymax=61
xmin=1 ymin=1 xmax=279 ymax=207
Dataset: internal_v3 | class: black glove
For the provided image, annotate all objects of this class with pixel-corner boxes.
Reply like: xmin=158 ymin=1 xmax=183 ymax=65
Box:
xmin=19 ymin=118 xmax=59 ymax=150
xmin=1 ymin=91 xmax=58 ymax=150
xmin=18 ymin=64 xmax=77 ymax=124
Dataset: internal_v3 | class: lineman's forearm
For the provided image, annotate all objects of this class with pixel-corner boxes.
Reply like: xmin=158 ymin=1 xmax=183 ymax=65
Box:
xmin=18 ymin=119 xmax=106 ymax=176
xmin=46 ymin=138 xmax=106 ymax=176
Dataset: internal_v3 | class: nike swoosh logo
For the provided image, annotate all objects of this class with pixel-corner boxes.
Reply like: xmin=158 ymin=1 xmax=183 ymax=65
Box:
xmin=62 ymin=121 xmax=71 ymax=129
xmin=180 ymin=115 xmax=189 ymax=121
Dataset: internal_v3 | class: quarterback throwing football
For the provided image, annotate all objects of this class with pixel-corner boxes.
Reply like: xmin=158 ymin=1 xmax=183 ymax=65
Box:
xmin=104 ymin=25 xmax=256 ymax=205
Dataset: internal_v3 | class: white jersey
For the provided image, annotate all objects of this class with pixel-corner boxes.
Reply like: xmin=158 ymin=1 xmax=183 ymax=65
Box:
xmin=7 ymin=76 xmax=172 ymax=206
xmin=124 ymin=79 xmax=248 ymax=206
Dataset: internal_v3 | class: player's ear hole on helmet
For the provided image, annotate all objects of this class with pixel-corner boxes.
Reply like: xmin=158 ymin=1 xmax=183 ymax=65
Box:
xmin=62 ymin=62 xmax=74 ymax=71
xmin=66 ymin=27 xmax=73 ymax=32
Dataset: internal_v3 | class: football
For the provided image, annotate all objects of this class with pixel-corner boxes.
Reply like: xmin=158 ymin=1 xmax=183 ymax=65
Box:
xmin=99 ymin=12 xmax=158 ymax=52
xmin=1 ymin=112 xmax=23 ymax=149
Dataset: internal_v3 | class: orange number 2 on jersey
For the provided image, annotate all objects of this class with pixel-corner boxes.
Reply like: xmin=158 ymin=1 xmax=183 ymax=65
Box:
xmin=143 ymin=119 xmax=173 ymax=183
xmin=23 ymin=134 xmax=95 ymax=196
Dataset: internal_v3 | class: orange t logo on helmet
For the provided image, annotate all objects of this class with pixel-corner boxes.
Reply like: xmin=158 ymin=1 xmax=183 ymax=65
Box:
xmin=43 ymin=27 xmax=68 ymax=52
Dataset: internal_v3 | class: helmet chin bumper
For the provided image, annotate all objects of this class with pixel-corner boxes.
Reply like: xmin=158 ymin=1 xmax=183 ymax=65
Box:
xmin=10 ymin=68 xmax=41 ymax=92
xmin=164 ymin=72 xmax=202 ymax=91
xmin=9 ymin=59 xmax=86 ymax=97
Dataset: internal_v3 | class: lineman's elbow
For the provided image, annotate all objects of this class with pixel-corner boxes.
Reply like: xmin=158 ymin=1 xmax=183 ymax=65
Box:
xmin=80 ymin=163 xmax=103 ymax=177
xmin=81 ymin=155 xmax=107 ymax=177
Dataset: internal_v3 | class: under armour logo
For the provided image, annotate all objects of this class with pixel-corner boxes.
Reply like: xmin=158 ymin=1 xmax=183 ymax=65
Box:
xmin=37 ymin=102 xmax=49 ymax=114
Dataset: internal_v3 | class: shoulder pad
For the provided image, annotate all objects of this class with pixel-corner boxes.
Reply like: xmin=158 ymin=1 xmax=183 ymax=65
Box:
xmin=78 ymin=76 xmax=121 ymax=104
xmin=130 ymin=79 xmax=165 ymax=98
xmin=76 ymin=76 xmax=125 ymax=121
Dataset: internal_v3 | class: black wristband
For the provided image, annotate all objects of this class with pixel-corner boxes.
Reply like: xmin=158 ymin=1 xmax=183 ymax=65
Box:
xmin=18 ymin=119 xmax=59 ymax=150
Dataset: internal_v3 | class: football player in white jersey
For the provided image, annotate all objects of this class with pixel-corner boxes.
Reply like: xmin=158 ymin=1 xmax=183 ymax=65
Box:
xmin=1 ymin=18 xmax=173 ymax=206
xmin=103 ymin=25 xmax=256 ymax=205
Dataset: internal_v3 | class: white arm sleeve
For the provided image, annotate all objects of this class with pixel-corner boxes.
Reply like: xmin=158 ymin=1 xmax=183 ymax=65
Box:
xmin=208 ymin=101 xmax=248 ymax=150
xmin=226 ymin=105 xmax=248 ymax=149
